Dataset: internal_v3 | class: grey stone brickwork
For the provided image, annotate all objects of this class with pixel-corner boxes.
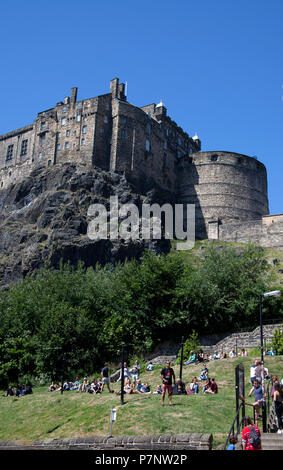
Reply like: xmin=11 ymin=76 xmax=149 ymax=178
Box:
xmin=0 ymin=78 xmax=282 ymax=249
xmin=0 ymin=433 xmax=213 ymax=451
xmin=176 ymin=151 xmax=269 ymax=239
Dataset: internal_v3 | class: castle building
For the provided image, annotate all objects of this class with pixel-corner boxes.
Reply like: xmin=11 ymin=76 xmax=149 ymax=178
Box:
xmin=0 ymin=78 xmax=200 ymax=196
xmin=1 ymin=77 xmax=281 ymax=247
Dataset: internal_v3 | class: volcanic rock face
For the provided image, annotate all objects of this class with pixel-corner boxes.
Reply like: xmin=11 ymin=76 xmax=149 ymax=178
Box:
xmin=0 ymin=164 xmax=170 ymax=287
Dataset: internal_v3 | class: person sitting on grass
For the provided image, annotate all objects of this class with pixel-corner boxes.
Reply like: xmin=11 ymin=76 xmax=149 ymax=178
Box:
xmin=124 ymin=378 xmax=135 ymax=394
xmin=188 ymin=377 xmax=199 ymax=394
xmin=48 ymin=381 xmax=57 ymax=392
xmin=23 ymin=384 xmax=33 ymax=395
xmin=200 ymin=366 xmax=209 ymax=381
xmin=184 ymin=351 xmax=197 ymax=365
xmin=204 ymin=377 xmax=218 ymax=394
xmin=153 ymin=385 xmax=162 ymax=394
xmin=145 ymin=362 xmax=155 ymax=371
xmin=202 ymin=378 xmax=212 ymax=394
xmin=2 ymin=386 xmax=15 ymax=397
xmin=78 ymin=377 xmax=89 ymax=392
xmin=213 ymin=351 xmax=221 ymax=360
xmin=176 ymin=378 xmax=186 ymax=394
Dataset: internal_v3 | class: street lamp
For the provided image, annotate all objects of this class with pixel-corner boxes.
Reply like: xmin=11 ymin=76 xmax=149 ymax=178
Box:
xmin=259 ymin=290 xmax=280 ymax=432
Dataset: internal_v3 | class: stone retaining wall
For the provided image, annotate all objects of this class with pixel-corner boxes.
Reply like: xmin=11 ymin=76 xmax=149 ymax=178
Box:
xmin=0 ymin=433 xmax=212 ymax=451
xmin=144 ymin=323 xmax=282 ymax=363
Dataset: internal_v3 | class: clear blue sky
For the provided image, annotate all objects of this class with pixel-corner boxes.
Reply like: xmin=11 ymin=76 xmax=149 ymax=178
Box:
xmin=0 ymin=0 xmax=282 ymax=214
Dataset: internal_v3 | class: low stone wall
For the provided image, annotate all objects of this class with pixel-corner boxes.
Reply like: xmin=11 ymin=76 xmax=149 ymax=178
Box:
xmin=144 ymin=323 xmax=282 ymax=362
xmin=0 ymin=433 xmax=212 ymax=451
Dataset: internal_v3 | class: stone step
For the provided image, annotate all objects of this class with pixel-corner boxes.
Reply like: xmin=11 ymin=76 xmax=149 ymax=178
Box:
xmin=261 ymin=434 xmax=283 ymax=450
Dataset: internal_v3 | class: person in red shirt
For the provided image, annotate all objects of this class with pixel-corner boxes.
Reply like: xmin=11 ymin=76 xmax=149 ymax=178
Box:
xmin=242 ymin=416 xmax=261 ymax=450
xmin=204 ymin=377 xmax=218 ymax=394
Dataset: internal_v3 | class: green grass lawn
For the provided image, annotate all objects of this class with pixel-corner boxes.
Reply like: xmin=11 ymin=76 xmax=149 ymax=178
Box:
xmin=0 ymin=356 xmax=282 ymax=449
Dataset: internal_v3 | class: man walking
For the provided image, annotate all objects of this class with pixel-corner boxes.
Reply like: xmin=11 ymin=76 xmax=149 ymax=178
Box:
xmin=160 ymin=361 xmax=176 ymax=406
xmin=101 ymin=363 xmax=112 ymax=393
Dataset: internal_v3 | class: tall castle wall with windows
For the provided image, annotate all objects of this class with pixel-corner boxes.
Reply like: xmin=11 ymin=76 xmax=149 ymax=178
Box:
xmin=0 ymin=78 xmax=201 ymax=195
xmin=1 ymin=78 xmax=280 ymax=246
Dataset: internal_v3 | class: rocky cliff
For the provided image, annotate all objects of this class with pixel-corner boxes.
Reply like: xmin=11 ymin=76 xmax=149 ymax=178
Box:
xmin=0 ymin=163 xmax=170 ymax=287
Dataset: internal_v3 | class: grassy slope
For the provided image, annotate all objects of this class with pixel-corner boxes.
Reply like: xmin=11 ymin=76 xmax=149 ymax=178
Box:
xmin=0 ymin=356 xmax=282 ymax=449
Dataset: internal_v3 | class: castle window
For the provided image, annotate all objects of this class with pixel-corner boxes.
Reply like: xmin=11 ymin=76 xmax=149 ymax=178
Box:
xmin=61 ymin=117 xmax=66 ymax=125
xmin=38 ymin=152 xmax=42 ymax=159
xmin=76 ymin=114 xmax=81 ymax=122
xmin=211 ymin=154 xmax=218 ymax=161
xmin=99 ymin=128 xmax=104 ymax=135
xmin=163 ymin=141 xmax=167 ymax=150
xmin=81 ymin=138 xmax=85 ymax=146
xmin=82 ymin=125 xmax=87 ymax=134
xmin=66 ymin=129 xmax=70 ymax=137
xmin=57 ymin=143 xmax=61 ymax=150
xmin=177 ymin=150 xmax=182 ymax=159
xmin=47 ymin=160 xmax=52 ymax=166
xmin=83 ymin=115 xmax=87 ymax=121
xmin=145 ymin=139 xmax=151 ymax=152
xmin=64 ymin=141 xmax=69 ymax=149
xmin=146 ymin=123 xmax=151 ymax=135
xmin=20 ymin=139 xmax=28 ymax=156
xmin=40 ymin=133 xmax=46 ymax=144
xmin=41 ymin=121 xmax=46 ymax=130
xmin=6 ymin=145 xmax=13 ymax=160
xmin=57 ymin=131 xmax=61 ymax=139
xmin=77 ymin=102 xmax=82 ymax=110
xmin=104 ymin=116 xmax=108 ymax=124
xmin=121 ymin=117 xmax=127 ymax=125
xmin=62 ymin=105 xmax=67 ymax=112
xmin=121 ymin=129 xmax=127 ymax=140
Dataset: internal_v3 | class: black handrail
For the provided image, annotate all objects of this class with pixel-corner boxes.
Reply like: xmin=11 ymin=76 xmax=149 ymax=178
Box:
xmin=224 ymin=402 xmax=245 ymax=450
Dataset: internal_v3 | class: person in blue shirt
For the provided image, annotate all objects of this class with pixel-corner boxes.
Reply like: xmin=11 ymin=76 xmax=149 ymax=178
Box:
xmin=248 ymin=379 xmax=266 ymax=427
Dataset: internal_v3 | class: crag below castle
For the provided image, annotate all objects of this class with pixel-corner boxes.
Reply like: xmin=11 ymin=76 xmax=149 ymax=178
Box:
xmin=0 ymin=163 xmax=170 ymax=287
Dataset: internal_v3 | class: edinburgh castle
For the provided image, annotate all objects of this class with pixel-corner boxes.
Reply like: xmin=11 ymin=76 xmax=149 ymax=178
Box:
xmin=0 ymin=78 xmax=282 ymax=249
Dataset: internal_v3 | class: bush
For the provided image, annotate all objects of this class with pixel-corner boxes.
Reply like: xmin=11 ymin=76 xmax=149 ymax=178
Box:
xmin=271 ymin=325 xmax=283 ymax=355
xmin=176 ymin=330 xmax=201 ymax=364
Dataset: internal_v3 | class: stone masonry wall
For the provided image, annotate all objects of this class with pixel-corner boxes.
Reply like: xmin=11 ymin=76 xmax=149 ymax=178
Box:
xmin=0 ymin=433 xmax=212 ymax=451
xmin=177 ymin=151 xmax=269 ymax=239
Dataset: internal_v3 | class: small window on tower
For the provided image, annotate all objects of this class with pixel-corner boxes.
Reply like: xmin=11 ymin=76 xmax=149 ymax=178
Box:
xmin=145 ymin=139 xmax=151 ymax=152
xmin=211 ymin=154 xmax=218 ymax=161
xmin=6 ymin=144 xmax=13 ymax=161
xmin=82 ymin=125 xmax=87 ymax=134
xmin=20 ymin=139 xmax=28 ymax=156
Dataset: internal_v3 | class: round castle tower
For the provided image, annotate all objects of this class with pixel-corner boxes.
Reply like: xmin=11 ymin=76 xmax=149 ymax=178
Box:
xmin=176 ymin=151 xmax=269 ymax=239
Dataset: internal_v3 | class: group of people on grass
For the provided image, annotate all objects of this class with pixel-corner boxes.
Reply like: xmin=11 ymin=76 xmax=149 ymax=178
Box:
xmin=2 ymin=383 xmax=33 ymax=397
xmin=184 ymin=347 xmax=248 ymax=365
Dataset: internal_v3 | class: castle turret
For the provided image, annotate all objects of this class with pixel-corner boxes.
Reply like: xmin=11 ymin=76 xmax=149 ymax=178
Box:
xmin=154 ymin=100 xmax=167 ymax=119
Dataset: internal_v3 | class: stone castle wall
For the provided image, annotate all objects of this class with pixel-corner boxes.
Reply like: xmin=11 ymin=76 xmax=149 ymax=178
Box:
xmin=0 ymin=78 xmax=281 ymax=249
xmin=176 ymin=151 xmax=270 ymax=239
xmin=0 ymin=78 xmax=200 ymax=196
